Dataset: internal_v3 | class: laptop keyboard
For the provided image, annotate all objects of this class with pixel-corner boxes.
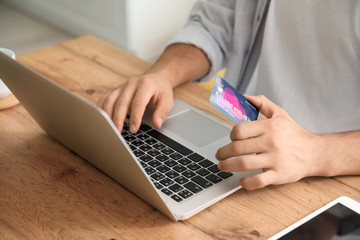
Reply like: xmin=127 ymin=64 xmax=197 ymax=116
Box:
xmin=121 ymin=116 xmax=233 ymax=203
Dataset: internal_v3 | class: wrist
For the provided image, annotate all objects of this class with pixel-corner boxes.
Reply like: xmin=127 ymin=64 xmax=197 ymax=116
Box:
xmin=144 ymin=65 xmax=184 ymax=88
xmin=309 ymin=132 xmax=360 ymax=177
xmin=144 ymin=43 xmax=210 ymax=88
xmin=308 ymin=134 xmax=337 ymax=177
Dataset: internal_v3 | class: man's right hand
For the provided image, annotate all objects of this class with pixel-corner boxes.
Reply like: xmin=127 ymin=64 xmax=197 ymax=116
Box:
xmin=97 ymin=72 xmax=174 ymax=134
xmin=97 ymin=43 xmax=211 ymax=134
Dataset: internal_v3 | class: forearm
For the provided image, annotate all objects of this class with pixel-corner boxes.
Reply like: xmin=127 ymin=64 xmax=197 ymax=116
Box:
xmin=144 ymin=43 xmax=211 ymax=88
xmin=314 ymin=131 xmax=360 ymax=177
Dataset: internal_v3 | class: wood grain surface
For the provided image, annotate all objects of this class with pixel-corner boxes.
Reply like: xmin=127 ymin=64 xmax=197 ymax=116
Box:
xmin=0 ymin=35 xmax=359 ymax=240
xmin=0 ymin=93 xmax=19 ymax=110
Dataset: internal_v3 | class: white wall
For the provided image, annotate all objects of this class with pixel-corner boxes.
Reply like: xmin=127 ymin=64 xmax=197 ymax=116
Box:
xmin=126 ymin=0 xmax=196 ymax=62
xmin=1 ymin=0 xmax=197 ymax=62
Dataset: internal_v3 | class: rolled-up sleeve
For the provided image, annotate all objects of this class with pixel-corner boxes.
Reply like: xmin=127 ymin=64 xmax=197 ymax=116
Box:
xmin=167 ymin=0 xmax=236 ymax=82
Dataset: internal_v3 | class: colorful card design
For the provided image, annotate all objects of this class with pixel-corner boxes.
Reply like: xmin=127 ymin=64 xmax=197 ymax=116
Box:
xmin=209 ymin=75 xmax=259 ymax=124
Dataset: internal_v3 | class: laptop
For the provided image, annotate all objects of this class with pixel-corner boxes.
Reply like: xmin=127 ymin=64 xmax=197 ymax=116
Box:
xmin=0 ymin=52 xmax=260 ymax=221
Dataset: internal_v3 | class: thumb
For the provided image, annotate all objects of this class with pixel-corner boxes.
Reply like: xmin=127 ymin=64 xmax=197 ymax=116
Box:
xmin=152 ymin=93 xmax=174 ymax=128
xmin=244 ymin=94 xmax=283 ymax=119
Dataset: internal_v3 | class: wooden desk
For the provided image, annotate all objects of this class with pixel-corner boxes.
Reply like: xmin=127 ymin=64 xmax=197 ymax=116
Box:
xmin=1 ymin=35 xmax=359 ymax=239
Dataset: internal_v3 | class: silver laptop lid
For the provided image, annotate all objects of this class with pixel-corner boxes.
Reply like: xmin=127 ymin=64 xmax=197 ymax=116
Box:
xmin=0 ymin=52 xmax=177 ymax=221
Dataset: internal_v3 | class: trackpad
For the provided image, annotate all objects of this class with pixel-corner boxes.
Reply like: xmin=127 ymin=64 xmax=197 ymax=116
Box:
xmin=162 ymin=109 xmax=230 ymax=147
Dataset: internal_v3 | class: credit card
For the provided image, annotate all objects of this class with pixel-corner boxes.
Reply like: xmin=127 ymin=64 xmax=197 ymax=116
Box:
xmin=209 ymin=75 xmax=259 ymax=124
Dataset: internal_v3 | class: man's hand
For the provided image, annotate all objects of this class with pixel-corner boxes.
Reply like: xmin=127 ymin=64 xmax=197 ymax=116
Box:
xmin=97 ymin=72 xmax=174 ymax=133
xmin=97 ymin=43 xmax=211 ymax=134
xmin=216 ymin=95 xmax=323 ymax=190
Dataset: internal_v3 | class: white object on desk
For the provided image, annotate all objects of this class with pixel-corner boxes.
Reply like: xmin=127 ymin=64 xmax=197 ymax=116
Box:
xmin=0 ymin=48 xmax=16 ymax=98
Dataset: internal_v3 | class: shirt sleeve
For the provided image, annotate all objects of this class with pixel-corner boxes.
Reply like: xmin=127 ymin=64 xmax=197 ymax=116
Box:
xmin=166 ymin=0 xmax=236 ymax=82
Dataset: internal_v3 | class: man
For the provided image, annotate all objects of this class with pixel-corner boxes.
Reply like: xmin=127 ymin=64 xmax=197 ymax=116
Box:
xmin=97 ymin=0 xmax=360 ymax=190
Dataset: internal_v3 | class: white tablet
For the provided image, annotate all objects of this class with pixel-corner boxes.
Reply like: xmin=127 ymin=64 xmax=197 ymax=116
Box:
xmin=269 ymin=196 xmax=360 ymax=240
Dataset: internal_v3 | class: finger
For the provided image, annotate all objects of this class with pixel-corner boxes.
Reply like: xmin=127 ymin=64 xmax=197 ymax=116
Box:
xmin=239 ymin=170 xmax=277 ymax=190
xmin=216 ymin=136 xmax=265 ymax=160
xmin=96 ymin=92 xmax=108 ymax=108
xmin=112 ymin=81 xmax=139 ymax=131
xmin=230 ymin=121 xmax=265 ymax=141
xmin=102 ymin=89 xmax=122 ymax=119
xmin=218 ymin=154 xmax=270 ymax=172
xmin=245 ymin=95 xmax=284 ymax=119
xmin=152 ymin=92 xmax=174 ymax=128
xmin=128 ymin=85 xmax=157 ymax=133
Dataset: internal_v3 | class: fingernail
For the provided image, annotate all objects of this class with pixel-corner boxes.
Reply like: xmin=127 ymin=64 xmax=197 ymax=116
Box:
xmin=130 ymin=124 xmax=137 ymax=133
xmin=156 ymin=116 xmax=163 ymax=128
xmin=218 ymin=162 xmax=222 ymax=170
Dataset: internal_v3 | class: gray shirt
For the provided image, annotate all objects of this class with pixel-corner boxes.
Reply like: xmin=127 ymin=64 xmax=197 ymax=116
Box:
xmin=168 ymin=0 xmax=360 ymax=134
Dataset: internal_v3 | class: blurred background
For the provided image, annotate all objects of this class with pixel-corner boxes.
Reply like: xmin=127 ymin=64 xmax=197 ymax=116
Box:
xmin=0 ymin=0 xmax=197 ymax=63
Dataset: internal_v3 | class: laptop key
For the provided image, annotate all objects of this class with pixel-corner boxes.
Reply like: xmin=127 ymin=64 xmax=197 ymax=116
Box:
xmin=161 ymin=147 xmax=174 ymax=155
xmin=178 ymin=189 xmax=193 ymax=199
xmin=196 ymin=168 xmax=210 ymax=176
xmin=169 ymin=183 xmax=183 ymax=193
xmin=160 ymin=178 xmax=174 ymax=187
xmin=147 ymin=149 xmax=161 ymax=157
xmin=208 ymin=164 xmax=221 ymax=173
xmin=156 ymin=154 xmax=170 ymax=162
xmin=145 ymin=138 xmax=158 ymax=145
xmin=165 ymin=170 xmax=179 ymax=178
xmin=179 ymin=157 xmax=191 ymax=165
xmin=124 ymin=135 xmax=136 ymax=142
xmin=136 ymin=133 xmax=149 ymax=141
xmin=140 ymin=154 xmax=153 ymax=162
xmin=188 ymin=153 xmax=204 ymax=162
xmin=139 ymin=145 xmax=153 ymax=152
xmin=169 ymin=152 xmax=182 ymax=160
xmin=139 ymin=123 xmax=152 ymax=132
xmin=173 ymin=165 xmax=187 ymax=173
xmin=133 ymin=149 xmax=145 ymax=157
xmin=151 ymin=172 xmax=165 ymax=181
xmin=156 ymin=165 xmax=171 ymax=173
xmin=174 ymin=176 xmax=189 ymax=185
xmin=182 ymin=170 xmax=196 ymax=178
xmin=140 ymin=161 xmax=148 ymax=168
xmin=205 ymin=174 xmax=223 ymax=184
xmin=152 ymin=142 xmax=166 ymax=150
xmin=184 ymin=182 xmax=203 ymax=194
xmin=191 ymin=176 xmax=213 ymax=189
xmin=145 ymin=167 xmax=156 ymax=175
xmin=148 ymin=160 xmax=162 ymax=168
xmin=131 ymin=139 xmax=144 ymax=147
xmin=164 ymin=159 xmax=177 ymax=167
xmin=154 ymin=182 xmax=163 ymax=190
xmin=147 ymin=129 xmax=193 ymax=156
xmin=218 ymin=172 xmax=233 ymax=179
xmin=129 ymin=144 xmax=137 ymax=151
xmin=171 ymin=194 xmax=183 ymax=202
xmin=199 ymin=159 xmax=213 ymax=168
xmin=187 ymin=163 xmax=201 ymax=171
xmin=161 ymin=188 xmax=172 ymax=196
